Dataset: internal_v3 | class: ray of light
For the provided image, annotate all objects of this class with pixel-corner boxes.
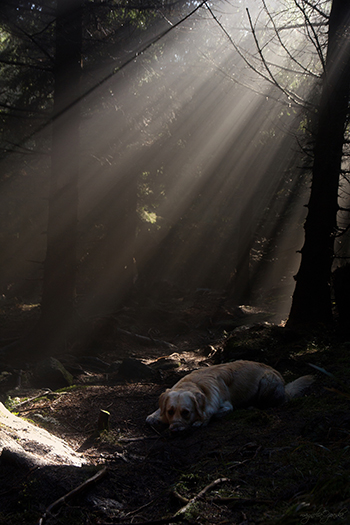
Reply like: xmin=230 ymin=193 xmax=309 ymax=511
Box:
xmin=0 ymin=0 xmax=328 ymax=326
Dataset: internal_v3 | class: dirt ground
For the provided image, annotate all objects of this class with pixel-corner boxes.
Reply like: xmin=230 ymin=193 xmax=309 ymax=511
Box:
xmin=0 ymin=289 xmax=350 ymax=524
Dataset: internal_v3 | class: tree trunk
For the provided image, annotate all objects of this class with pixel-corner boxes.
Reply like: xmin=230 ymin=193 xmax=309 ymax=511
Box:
xmin=228 ymin=205 xmax=252 ymax=304
xmin=38 ymin=0 xmax=83 ymax=351
xmin=287 ymin=0 xmax=350 ymax=327
xmin=84 ymin=173 xmax=138 ymax=316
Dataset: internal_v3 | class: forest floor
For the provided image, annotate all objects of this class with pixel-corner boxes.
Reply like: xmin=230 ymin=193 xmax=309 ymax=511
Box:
xmin=0 ymin=288 xmax=350 ymax=525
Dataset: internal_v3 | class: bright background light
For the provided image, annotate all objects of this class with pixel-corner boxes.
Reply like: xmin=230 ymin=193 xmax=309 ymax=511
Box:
xmin=0 ymin=0 xmax=332 ymax=323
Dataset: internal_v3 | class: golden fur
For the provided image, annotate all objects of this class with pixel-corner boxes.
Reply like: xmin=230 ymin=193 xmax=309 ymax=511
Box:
xmin=146 ymin=360 xmax=314 ymax=432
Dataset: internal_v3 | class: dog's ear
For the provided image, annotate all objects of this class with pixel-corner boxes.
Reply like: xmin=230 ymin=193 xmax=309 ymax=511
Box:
xmin=194 ymin=391 xmax=206 ymax=416
xmin=159 ymin=389 xmax=170 ymax=417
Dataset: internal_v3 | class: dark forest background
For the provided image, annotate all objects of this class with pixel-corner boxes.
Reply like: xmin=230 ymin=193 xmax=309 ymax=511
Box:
xmin=1 ymin=0 xmax=350 ymax=357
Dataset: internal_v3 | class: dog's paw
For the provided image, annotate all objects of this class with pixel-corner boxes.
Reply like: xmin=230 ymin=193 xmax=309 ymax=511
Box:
xmin=146 ymin=409 xmax=161 ymax=425
xmin=216 ymin=401 xmax=233 ymax=417
xmin=146 ymin=415 xmax=158 ymax=425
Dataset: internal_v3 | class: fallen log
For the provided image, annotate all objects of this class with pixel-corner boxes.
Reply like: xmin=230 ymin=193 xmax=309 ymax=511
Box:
xmin=0 ymin=402 xmax=85 ymax=468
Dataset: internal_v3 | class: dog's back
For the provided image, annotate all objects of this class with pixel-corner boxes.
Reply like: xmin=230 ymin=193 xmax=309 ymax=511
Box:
xmin=175 ymin=361 xmax=313 ymax=409
xmin=176 ymin=361 xmax=284 ymax=409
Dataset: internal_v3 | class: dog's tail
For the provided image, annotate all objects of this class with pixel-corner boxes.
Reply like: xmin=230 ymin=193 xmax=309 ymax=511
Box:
xmin=285 ymin=375 xmax=314 ymax=399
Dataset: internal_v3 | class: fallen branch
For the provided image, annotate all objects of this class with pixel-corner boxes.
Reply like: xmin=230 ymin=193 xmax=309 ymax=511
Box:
xmin=37 ymin=467 xmax=107 ymax=525
xmin=113 ymin=479 xmax=231 ymax=525
xmin=116 ymin=327 xmax=177 ymax=349
xmin=13 ymin=389 xmax=54 ymax=409
xmin=171 ymin=489 xmax=190 ymax=505
xmin=114 ymin=517 xmax=186 ymax=525
xmin=175 ymin=477 xmax=231 ymax=516
xmin=117 ymin=435 xmax=159 ymax=442
xmin=122 ymin=496 xmax=158 ymax=518
xmin=213 ymin=496 xmax=273 ymax=506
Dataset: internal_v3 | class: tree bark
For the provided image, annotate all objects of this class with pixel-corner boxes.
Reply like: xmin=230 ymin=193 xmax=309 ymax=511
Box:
xmin=39 ymin=0 xmax=83 ymax=350
xmin=287 ymin=0 xmax=350 ymax=327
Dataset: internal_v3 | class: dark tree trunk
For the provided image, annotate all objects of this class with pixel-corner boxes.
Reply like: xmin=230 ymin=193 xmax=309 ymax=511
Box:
xmin=228 ymin=206 xmax=253 ymax=304
xmin=287 ymin=0 xmax=350 ymax=327
xmin=84 ymin=173 xmax=138 ymax=316
xmin=38 ymin=0 xmax=83 ymax=351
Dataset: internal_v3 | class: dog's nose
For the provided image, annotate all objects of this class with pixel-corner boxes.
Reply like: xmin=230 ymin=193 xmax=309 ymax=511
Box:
xmin=169 ymin=423 xmax=185 ymax=432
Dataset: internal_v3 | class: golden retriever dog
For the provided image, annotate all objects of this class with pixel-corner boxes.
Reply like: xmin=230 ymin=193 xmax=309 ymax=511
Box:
xmin=146 ymin=360 xmax=314 ymax=432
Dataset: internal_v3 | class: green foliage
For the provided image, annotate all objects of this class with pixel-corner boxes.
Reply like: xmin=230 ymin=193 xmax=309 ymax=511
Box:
xmin=3 ymin=395 xmax=22 ymax=412
xmin=176 ymin=472 xmax=201 ymax=492
xmin=55 ymin=384 xmax=82 ymax=393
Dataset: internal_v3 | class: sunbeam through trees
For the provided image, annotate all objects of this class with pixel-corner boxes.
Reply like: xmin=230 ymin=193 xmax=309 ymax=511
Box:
xmin=0 ymin=0 xmax=349 ymax=346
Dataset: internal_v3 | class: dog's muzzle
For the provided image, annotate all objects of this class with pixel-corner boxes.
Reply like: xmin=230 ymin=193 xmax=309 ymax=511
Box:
xmin=169 ymin=422 xmax=188 ymax=432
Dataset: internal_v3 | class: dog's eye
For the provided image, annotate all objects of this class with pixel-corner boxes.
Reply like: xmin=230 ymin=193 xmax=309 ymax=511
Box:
xmin=167 ymin=408 xmax=175 ymax=417
xmin=181 ymin=409 xmax=190 ymax=419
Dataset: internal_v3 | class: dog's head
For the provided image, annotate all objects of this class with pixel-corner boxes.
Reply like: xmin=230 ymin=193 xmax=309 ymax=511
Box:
xmin=159 ymin=388 xmax=206 ymax=432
